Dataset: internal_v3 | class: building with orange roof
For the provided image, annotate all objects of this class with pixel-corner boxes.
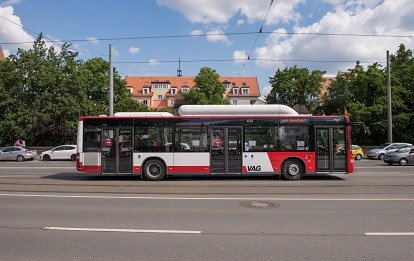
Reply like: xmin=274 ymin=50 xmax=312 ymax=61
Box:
xmin=125 ymin=75 xmax=261 ymax=108
xmin=0 ymin=45 xmax=5 ymax=60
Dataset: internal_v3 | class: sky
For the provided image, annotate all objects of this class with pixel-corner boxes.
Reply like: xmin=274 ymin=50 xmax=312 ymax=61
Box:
xmin=0 ymin=0 xmax=413 ymax=98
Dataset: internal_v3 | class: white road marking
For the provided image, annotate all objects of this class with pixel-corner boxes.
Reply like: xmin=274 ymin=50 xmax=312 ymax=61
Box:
xmin=44 ymin=227 xmax=201 ymax=234
xmin=1 ymin=193 xmax=414 ymax=201
xmin=365 ymin=232 xmax=414 ymax=236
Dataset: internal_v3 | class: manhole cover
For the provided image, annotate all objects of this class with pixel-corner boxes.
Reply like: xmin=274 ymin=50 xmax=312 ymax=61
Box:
xmin=239 ymin=201 xmax=280 ymax=209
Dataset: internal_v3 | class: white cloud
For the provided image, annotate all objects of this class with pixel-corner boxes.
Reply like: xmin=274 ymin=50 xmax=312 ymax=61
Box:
xmin=236 ymin=19 xmax=245 ymax=26
xmin=261 ymin=84 xmax=273 ymax=99
xmin=86 ymin=37 xmax=99 ymax=45
xmin=156 ymin=0 xmax=304 ymax=25
xmin=149 ymin=59 xmax=159 ymax=65
xmin=206 ymin=28 xmax=232 ymax=46
xmin=190 ymin=29 xmax=203 ymax=35
xmin=129 ymin=46 xmax=140 ymax=54
xmin=0 ymin=6 xmax=34 ymax=55
xmin=255 ymin=0 xmax=414 ymax=74
xmin=233 ymin=50 xmax=248 ymax=64
xmin=0 ymin=0 xmax=24 ymax=7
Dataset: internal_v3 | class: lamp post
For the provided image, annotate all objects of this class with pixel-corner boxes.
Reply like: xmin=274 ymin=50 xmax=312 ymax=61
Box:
xmin=109 ymin=44 xmax=114 ymax=116
xmin=387 ymin=50 xmax=392 ymax=143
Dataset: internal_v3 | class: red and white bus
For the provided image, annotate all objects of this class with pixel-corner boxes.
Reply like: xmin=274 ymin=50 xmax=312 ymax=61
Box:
xmin=76 ymin=105 xmax=354 ymax=180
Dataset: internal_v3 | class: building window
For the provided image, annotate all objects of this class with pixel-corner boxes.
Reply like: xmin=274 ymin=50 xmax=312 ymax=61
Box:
xmin=241 ymin=88 xmax=249 ymax=95
xmin=232 ymin=100 xmax=237 ymax=105
xmin=232 ymin=88 xmax=239 ymax=95
xmin=157 ymin=95 xmax=163 ymax=100
xmin=171 ymin=88 xmax=177 ymax=94
xmin=143 ymin=88 xmax=149 ymax=94
xmin=182 ymin=87 xmax=189 ymax=93
xmin=142 ymin=100 xmax=148 ymax=106
xmin=152 ymin=83 xmax=170 ymax=89
xmin=223 ymin=82 xmax=230 ymax=90
xmin=170 ymin=99 xmax=175 ymax=106
xmin=126 ymin=87 xmax=133 ymax=94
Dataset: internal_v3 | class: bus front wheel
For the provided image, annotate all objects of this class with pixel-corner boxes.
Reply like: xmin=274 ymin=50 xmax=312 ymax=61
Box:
xmin=143 ymin=159 xmax=166 ymax=181
xmin=281 ymin=159 xmax=304 ymax=180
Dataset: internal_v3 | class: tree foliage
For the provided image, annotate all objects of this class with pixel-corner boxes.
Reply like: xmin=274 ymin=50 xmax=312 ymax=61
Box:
xmin=321 ymin=45 xmax=414 ymax=145
xmin=0 ymin=35 xmax=146 ymax=146
xmin=182 ymin=67 xmax=228 ymax=105
xmin=266 ymin=66 xmax=325 ymax=114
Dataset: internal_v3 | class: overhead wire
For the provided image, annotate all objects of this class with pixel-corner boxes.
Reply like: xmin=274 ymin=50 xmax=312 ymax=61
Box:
xmin=236 ymin=0 xmax=274 ymax=76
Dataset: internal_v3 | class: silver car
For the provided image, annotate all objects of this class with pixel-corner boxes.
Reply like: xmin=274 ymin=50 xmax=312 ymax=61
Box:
xmin=383 ymin=146 xmax=414 ymax=166
xmin=40 ymin=145 xmax=77 ymax=161
xmin=367 ymin=143 xmax=412 ymax=160
xmin=0 ymin=146 xmax=38 ymax=162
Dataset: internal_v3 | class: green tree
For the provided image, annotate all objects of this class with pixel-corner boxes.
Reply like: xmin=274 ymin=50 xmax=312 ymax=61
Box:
xmin=0 ymin=35 xmax=146 ymax=146
xmin=182 ymin=67 xmax=228 ymax=105
xmin=78 ymin=58 xmax=148 ymax=115
xmin=321 ymin=74 xmax=352 ymax=115
xmin=266 ymin=66 xmax=325 ymax=113
xmin=0 ymin=35 xmax=89 ymax=145
xmin=389 ymin=44 xmax=414 ymax=143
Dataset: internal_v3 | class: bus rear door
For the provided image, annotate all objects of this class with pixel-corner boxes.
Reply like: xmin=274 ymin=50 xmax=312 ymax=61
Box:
xmin=101 ymin=128 xmax=133 ymax=174
xmin=315 ymin=127 xmax=347 ymax=173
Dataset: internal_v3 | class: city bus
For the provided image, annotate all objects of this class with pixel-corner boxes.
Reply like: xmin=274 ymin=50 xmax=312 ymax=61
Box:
xmin=76 ymin=105 xmax=354 ymax=180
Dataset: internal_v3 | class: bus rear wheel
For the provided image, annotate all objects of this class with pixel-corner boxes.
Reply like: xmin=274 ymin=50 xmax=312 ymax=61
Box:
xmin=282 ymin=159 xmax=304 ymax=180
xmin=143 ymin=159 xmax=166 ymax=181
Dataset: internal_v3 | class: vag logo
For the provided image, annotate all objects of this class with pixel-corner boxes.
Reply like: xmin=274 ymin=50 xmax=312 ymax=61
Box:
xmin=247 ymin=165 xmax=261 ymax=171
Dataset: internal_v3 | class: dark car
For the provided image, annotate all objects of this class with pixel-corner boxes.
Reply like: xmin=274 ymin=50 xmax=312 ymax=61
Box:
xmin=0 ymin=146 xmax=38 ymax=162
xmin=383 ymin=146 xmax=414 ymax=166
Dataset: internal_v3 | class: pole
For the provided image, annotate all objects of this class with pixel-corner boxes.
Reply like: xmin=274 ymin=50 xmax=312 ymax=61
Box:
xmin=109 ymin=44 xmax=114 ymax=116
xmin=386 ymin=50 xmax=392 ymax=143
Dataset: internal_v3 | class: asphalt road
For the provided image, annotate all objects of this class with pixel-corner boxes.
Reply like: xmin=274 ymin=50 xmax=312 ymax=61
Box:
xmin=0 ymin=159 xmax=413 ymax=260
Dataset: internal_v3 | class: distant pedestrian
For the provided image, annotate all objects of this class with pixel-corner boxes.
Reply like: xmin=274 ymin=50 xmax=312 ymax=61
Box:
xmin=14 ymin=139 xmax=21 ymax=146
xmin=22 ymin=140 xmax=26 ymax=147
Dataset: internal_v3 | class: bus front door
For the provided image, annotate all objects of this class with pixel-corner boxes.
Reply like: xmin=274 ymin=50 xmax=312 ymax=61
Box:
xmin=210 ymin=127 xmax=242 ymax=174
xmin=101 ymin=128 xmax=133 ymax=174
xmin=315 ymin=127 xmax=347 ymax=173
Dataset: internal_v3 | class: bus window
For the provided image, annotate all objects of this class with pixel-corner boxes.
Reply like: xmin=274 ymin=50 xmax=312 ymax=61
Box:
xmin=279 ymin=125 xmax=309 ymax=151
xmin=244 ymin=126 xmax=277 ymax=152
xmin=134 ymin=119 xmax=172 ymax=152
xmin=83 ymin=120 xmax=101 ymax=152
xmin=175 ymin=126 xmax=208 ymax=152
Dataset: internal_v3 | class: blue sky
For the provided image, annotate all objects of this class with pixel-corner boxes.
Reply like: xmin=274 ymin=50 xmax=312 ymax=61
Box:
xmin=1 ymin=0 xmax=413 ymax=98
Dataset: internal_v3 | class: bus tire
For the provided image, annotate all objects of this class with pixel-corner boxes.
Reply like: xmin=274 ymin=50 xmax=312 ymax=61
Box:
xmin=281 ymin=159 xmax=303 ymax=180
xmin=143 ymin=159 xmax=166 ymax=181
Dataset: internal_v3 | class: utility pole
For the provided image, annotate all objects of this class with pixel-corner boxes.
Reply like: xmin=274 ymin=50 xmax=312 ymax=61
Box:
xmin=387 ymin=50 xmax=392 ymax=143
xmin=109 ymin=44 xmax=114 ymax=116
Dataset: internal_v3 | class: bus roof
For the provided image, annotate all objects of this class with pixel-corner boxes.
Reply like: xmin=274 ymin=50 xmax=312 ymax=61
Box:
xmin=113 ymin=112 xmax=174 ymax=117
xmin=178 ymin=104 xmax=299 ymax=116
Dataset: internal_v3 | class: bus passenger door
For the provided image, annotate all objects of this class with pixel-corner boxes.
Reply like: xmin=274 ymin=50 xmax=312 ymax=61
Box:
xmin=210 ymin=127 xmax=242 ymax=174
xmin=101 ymin=128 xmax=133 ymax=174
xmin=315 ymin=127 xmax=347 ymax=173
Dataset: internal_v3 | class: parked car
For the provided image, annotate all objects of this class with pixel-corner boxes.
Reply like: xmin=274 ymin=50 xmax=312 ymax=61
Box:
xmin=335 ymin=144 xmax=363 ymax=160
xmin=351 ymin=145 xmax=364 ymax=160
xmin=164 ymin=142 xmax=191 ymax=151
xmin=40 ymin=145 xmax=77 ymax=161
xmin=383 ymin=146 xmax=414 ymax=166
xmin=0 ymin=146 xmax=38 ymax=162
xmin=367 ymin=143 xmax=412 ymax=160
